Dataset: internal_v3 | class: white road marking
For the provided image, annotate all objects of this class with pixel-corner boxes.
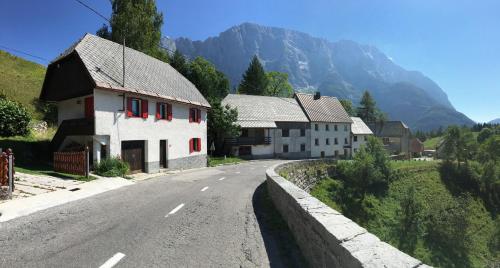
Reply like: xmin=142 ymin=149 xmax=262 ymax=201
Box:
xmin=218 ymin=177 xmax=225 ymax=181
xmin=99 ymin=252 xmax=125 ymax=268
xmin=166 ymin=203 xmax=185 ymax=217
xmin=235 ymin=171 xmax=241 ymax=174
xmin=201 ymin=186 xmax=209 ymax=192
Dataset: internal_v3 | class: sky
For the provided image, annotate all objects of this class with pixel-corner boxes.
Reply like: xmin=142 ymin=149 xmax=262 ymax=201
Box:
xmin=1 ymin=0 xmax=499 ymax=123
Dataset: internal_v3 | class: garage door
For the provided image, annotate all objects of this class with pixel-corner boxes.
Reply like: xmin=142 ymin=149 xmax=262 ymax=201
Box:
xmin=121 ymin=140 xmax=145 ymax=173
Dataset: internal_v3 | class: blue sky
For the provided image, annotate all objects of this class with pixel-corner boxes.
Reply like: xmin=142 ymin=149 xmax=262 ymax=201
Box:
xmin=1 ymin=0 xmax=498 ymax=122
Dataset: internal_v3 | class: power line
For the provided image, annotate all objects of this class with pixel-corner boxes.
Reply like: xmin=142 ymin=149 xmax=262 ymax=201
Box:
xmin=0 ymin=45 xmax=49 ymax=62
xmin=74 ymin=0 xmax=110 ymax=23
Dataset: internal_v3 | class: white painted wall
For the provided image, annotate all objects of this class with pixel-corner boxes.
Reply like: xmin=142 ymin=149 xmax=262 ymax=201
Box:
xmin=310 ymin=122 xmax=351 ymax=157
xmin=352 ymin=134 xmax=371 ymax=155
xmin=57 ymin=95 xmax=90 ymax=126
xmin=93 ymin=89 xmax=207 ymax=164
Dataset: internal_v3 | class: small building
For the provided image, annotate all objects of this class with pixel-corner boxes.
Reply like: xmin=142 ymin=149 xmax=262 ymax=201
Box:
xmin=350 ymin=117 xmax=373 ymax=155
xmin=40 ymin=34 xmax=210 ymax=173
xmin=295 ymin=92 xmax=353 ymax=158
xmin=410 ymin=138 xmax=425 ymax=157
xmin=367 ymin=121 xmax=411 ymax=158
xmin=221 ymin=94 xmax=310 ymax=159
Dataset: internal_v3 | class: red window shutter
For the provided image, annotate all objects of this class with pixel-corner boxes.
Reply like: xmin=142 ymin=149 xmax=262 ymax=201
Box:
xmin=141 ymin=99 xmax=148 ymax=118
xmin=189 ymin=108 xmax=193 ymax=123
xmin=189 ymin=138 xmax=194 ymax=153
xmin=167 ymin=103 xmax=172 ymax=121
xmin=156 ymin=102 xmax=161 ymax=119
xmin=196 ymin=109 xmax=201 ymax=123
xmin=197 ymin=138 xmax=202 ymax=152
xmin=126 ymin=97 xmax=133 ymax=117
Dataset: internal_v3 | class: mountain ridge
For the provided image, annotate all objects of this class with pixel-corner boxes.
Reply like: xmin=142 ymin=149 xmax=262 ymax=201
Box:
xmin=163 ymin=22 xmax=473 ymax=131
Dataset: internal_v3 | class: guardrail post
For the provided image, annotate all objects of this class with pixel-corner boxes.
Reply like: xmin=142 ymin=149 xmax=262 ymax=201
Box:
xmin=7 ymin=148 xmax=13 ymax=199
xmin=85 ymin=146 xmax=90 ymax=178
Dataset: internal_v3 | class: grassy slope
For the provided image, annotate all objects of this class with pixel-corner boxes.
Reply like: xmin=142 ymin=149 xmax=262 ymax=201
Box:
xmin=423 ymin=132 xmax=479 ymax=150
xmin=0 ymin=50 xmax=46 ymax=117
xmin=311 ymin=161 xmax=497 ymax=267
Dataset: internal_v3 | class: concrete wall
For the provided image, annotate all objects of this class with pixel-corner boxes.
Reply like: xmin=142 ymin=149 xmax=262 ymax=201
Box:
xmin=93 ymin=89 xmax=207 ymax=172
xmin=311 ymin=122 xmax=351 ymax=158
xmin=266 ymin=160 xmax=430 ymax=268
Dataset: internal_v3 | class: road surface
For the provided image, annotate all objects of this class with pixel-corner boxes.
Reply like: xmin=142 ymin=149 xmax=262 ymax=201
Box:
xmin=0 ymin=160 xmax=306 ymax=267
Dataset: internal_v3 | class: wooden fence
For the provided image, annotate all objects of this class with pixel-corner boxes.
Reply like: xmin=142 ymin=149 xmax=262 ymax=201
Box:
xmin=54 ymin=148 xmax=89 ymax=176
xmin=0 ymin=149 xmax=14 ymax=187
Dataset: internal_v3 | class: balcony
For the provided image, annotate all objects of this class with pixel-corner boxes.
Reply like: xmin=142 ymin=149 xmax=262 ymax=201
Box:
xmin=226 ymin=136 xmax=272 ymax=146
xmin=51 ymin=118 xmax=95 ymax=152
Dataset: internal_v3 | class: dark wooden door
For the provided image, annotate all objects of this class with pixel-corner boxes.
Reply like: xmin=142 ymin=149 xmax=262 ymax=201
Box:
xmin=160 ymin=140 xmax=167 ymax=168
xmin=84 ymin=96 xmax=94 ymax=119
xmin=121 ymin=141 xmax=144 ymax=173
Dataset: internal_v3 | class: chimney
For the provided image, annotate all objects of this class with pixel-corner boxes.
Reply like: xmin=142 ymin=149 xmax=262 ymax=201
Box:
xmin=313 ymin=91 xmax=321 ymax=100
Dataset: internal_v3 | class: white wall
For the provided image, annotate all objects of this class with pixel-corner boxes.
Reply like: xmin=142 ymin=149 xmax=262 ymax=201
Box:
xmin=93 ymin=89 xmax=207 ymax=164
xmin=57 ymin=95 xmax=90 ymax=125
xmin=352 ymin=134 xmax=371 ymax=155
xmin=310 ymin=122 xmax=351 ymax=157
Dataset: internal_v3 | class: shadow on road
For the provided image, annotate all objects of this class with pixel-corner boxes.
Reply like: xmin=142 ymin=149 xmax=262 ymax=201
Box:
xmin=252 ymin=181 xmax=308 ymax=268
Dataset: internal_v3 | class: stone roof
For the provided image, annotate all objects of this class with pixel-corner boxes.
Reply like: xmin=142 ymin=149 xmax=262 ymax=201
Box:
xmin=51 ymin=33 xmax=210 ymax=107
xmin=295 ymin=93 xmax=352 ymax=123
xmin=221 ymin=94 xmax=309 ymax=128
xmin=367 ymin=121 xmax=410 ymax=137
xmin=350 ymin=117 xmax=373 ymax=135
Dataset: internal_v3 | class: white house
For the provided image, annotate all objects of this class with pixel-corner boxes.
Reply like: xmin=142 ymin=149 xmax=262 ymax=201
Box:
xmin=350 ymin=117 xmax=373 ymax=154
xmin=295 ymin=93 xmax=353 ymax=158
xmin=221 ymin=94 xmax=310 ymax=159
xmin=40 ymin=34 xmax=210 ymax=173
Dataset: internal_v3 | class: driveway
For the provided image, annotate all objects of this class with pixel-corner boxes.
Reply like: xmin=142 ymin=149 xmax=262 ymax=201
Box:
xmin=0 ymin=160 xmax=306 ymax=267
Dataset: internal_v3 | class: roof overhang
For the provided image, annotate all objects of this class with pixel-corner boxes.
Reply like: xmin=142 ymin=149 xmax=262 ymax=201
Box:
xmin=236 ymin=120 xmax=277 ymax=128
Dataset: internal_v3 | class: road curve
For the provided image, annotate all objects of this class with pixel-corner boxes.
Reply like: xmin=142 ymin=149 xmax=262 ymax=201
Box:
xmin=0 ymin=160 xmax=306 ymax=267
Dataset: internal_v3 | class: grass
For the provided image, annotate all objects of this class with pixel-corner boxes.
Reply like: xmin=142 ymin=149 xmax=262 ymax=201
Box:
xmin=308 ymin=161 xmax=497 ymax=267
xmin=208 ymin=156 xmax=244 ymax=167
xmin=0 ymin=50 xmax=46 ymax=119
xmin=15 ymin=164 xmax=96 ymax=182
xmin=423 ymin=136 xmax=442 ymax=149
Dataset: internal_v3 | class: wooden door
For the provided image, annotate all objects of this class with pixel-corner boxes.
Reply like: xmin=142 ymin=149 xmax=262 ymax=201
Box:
xmin=160 ymin=140 xmax=167 ymax=168
xmin=121 ymin=141 xmax=145 ymax=173
xmin=84 ymin=96 xmax=94 ymax=119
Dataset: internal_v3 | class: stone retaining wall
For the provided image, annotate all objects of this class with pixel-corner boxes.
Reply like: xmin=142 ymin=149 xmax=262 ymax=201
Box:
xmin=266 ymin=160 xmax=430 ymax=268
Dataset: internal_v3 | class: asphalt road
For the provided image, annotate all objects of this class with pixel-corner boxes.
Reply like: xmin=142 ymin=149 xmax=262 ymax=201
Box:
xmin=0 ymin=160 xmax=306 ymax=268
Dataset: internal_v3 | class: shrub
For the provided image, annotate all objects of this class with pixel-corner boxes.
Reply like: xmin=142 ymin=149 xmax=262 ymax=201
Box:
xmin=94 ymin=157 xmax=130 ymax=177
xmin=0 ymin=98 xmax=31 ymax=137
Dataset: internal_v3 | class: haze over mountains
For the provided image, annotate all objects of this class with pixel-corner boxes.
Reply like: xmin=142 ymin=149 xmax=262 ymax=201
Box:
xmin=162 ymin=22 xmax=474 ymax=131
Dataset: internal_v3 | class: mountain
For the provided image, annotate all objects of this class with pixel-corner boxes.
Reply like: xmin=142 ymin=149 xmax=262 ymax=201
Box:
xmin=163 ymin=22 xmax=474 ymax=131
xmin=489 ymin=118 xmax=500 ymax=124
xmin=0 ymin=50 xmax=46 ymax=117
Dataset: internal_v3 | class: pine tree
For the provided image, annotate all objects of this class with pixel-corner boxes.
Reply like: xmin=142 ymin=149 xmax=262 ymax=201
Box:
xmin=357 ymin=90 xmax=377 ymax=122
xmin=169 ymin=50 xmax=189 ymax=77
xmin=238 ymin=55 xmax=268 ymax=95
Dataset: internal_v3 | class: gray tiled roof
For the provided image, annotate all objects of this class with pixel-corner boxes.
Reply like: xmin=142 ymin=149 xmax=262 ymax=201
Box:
xmin=295 ymin=93 xmax=353 ymax=123
xmin=222 ymin=94 xmax=309 ymax=127
xmin=367 ymin=121 xmax=410 ymax=137
xmin=53 ymin=34 xmax=210 ymax=107
xmin=238 ymin=121 xmax=277 ymax=128
xmin=351 ymin=117 xmax=373 ymax=135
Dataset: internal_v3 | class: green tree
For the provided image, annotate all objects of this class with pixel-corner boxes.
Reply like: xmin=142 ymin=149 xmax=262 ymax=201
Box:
xmin=96 ymin=0 xmax=168 ymax=61
xmin=0 ymin=98 xmax=31 ymax=137
xmin=479 ymin=135 xmax=500 ymax=163
xmin=264 ymin=71 xmax=294 ymax=97
xmin=339 ymin=99 xmax=356 ymax=116
xmin=238 ymin=55 xmax=268 ymax=95
xmin=477 ymin=127 xmax=493 ymax=144
xmin=442 ymin=126 xmax=478 ymax=166
xmin=357 ymin=90 xmax=377 ymax=122
xmin=188 ymin=57 xmax=230 ymax=102
xmin=169 ymin=50 xmax=190 ymax=77
xmin=208 ymin=102 xmax=240 ymax=155
xmin=398 ymin=185 xmax=425 ymax=254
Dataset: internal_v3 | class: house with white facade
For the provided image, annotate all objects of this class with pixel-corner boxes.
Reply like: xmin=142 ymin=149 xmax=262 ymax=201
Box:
xmin=221 ymin=94 xmax=310 ymax=159
xmin=40 ymin=34 xmax=210 ymax=173
xmin=350 ymin=117 xmax=373 ymax=154
xmin=295 ymin=93 xmax=353 ymax=158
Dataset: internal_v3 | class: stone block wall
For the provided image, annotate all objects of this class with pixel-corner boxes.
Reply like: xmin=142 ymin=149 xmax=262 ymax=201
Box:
xmin=266 ymin=161 xmax=430 ymax=268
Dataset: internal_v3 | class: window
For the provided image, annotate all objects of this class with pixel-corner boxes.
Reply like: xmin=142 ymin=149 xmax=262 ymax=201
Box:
xmin=326 ymin=138 xmax=330 ymax=145
xmin=354 ymin=148 xmax=358 ymax=153
xmin=315 ymin=138 xmax=319 ymax=146
xmin=283 ymin=144 xmax=289 ymax=153
xmin=241 ymin=129 xmax=249 ymax=137
xmin=189 ymin=108 xmax=202 ymax=123
xmin=334 ymin=150 xmax=339 ymax=157
xmin=326 ymin=124 xmax=330 ymax=131
xmin=300 ymin=128 xmax=306 ymax=136
xmin=156 ymin=102 xmax=172 ymax=121
xmin=334 ymin=124 xmax=338 ymax=131
xmin=282 ymin=129 xmax=290 ymax=137
xmin=364 ymin=136 xmax=368 ymax=141
xmin=300 ymin=144 xmax=306 ymax=152
xmin=334 ymin=138 xmax=338 ymax=145
xmin=127 ymin=97 xmax=148 ymax=118
xmin=315 ymin=124 xmax=319 ymax=131
xmin=344 ymin=124 xmax=348 ymax=131
xmin=354 ymin=135 xmax=358 ymax=142
xmin=189 ymin=138 xmax=202 ymax=153
xmin=344 ymin=138 xmax=348 ymax=144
